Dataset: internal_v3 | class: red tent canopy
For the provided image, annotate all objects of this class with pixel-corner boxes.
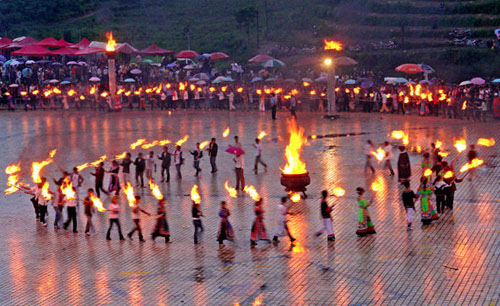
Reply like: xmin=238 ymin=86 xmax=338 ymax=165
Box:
xmin=70 ymin=38 xmax=91 ymax=49
xmin=248 ymin=54 xmax=274 ymax=63
xmin=210 ymin=52 xmax=229 ymax=60
xmin=0 ymin=37 xmax=13 ymax=49
xmin=6 ymin=36 xmax=38 ymax=49
xmin=35 ymin=37 xmax=65 ymax=48
xmin=12 ymin=45 xmax=51 ymax=56
xmin=140 ymin=44 xmax=174 ymax=55
xmin=175 ymin=50 xmax=199 ymax=58
xmin=116 ymin=43 xmax=138 ymax=54
xmin=51 ymin=46 xmax=76 ymax=55
xmin=58 ymin=38 xmax=72 ymax=47
xmin=72 ymin=47 xmax=103 ymax=56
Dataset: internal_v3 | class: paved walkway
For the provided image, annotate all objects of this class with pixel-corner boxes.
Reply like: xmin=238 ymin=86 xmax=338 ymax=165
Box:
xmin=1 ymin=110 xmax=499 ymax=305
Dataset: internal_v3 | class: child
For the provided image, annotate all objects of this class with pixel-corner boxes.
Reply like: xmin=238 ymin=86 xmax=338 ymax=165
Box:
xmin=401 ymin=182 xmax=418 ymax=231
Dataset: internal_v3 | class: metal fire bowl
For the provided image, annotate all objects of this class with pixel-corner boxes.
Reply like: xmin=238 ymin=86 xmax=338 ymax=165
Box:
xmin=280 ymin=172 xmax=311 ymax=193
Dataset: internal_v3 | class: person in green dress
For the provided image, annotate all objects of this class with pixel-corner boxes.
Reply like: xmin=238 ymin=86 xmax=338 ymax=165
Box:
xmin=356 ymin=187 xmax=376 ymax=236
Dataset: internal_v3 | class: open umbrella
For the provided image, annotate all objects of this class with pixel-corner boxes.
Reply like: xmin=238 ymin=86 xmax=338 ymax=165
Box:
xmin=51 ymin=62 xmax=63 ymax=66
xmin=89 ymin=77 xmax=101 ymax=82
xmin=196 ymin=80 xmax=206 ymax=85
xmin=130 ymin=69 xmax=142 ymax=75
xmin=263 ymin=59 xmax=285 ymax=68
xmin=492 ymin=79 xmax=500 ymax=84
xmin=212 ymin=76 xmax=226 ymax=84
xmin=418 ymin=64 xmax=435 ymax=73
xmin=248 ymin=54 xmax=274 ymax=63
xmin=175 ymin=50 xmax=199 ymax=58
xmin=470 ymin=77 xmax=485 ymax=85
xmin=335 ymin=56 xmax=358 ymax=66
xmin=66 ymin=61 xmax=78 ymax=65
xmin=315 ymin=77 xmax=328 ymax=83
xmin=210 ymin=52 xmax=229 ymax=60
xmin=143 ymin=59 xmax=153 ymax=64
xmin=60 ymin=81 xmax=71 ymax=85
xmin=192 ymin=73 xmax=210 ymax=81
xmin=344 ymin=79 xmax=356 ymax=85
xmin=0 ymin=55 xmax=6 ymax=62
xmin=188 ymin=77 xmax=200 ymax=82
xmin=251 ymin=77 xmax=262 ymax=83
xmin=302 ymin=78 xmax=313 ymax=83
xmin=124 ymin=78 xmax=136 ymax=83
xmin=25 ymin=60 xmax=35 ymax=65
xmin=9 ymin=84 xmax=19 ymax=88
xmin=166 ymin=63 xmax=179 ymax=68
xmin=226 ymin=146 xmax=245 ymax=155
xmin=49 ymin=79 xmax=59 ymax=84
xmin=395 ymin=64 xmax=424 ymax=74
xmin=183 ymin=64 xmax=196 ymax=70
xmin=78 ymin=61 xmax=87 ymax=66
xmin=224 ymin=77 xmax=235 ymax=82
xmin=459 ymin=80 xmax=472 ymax=86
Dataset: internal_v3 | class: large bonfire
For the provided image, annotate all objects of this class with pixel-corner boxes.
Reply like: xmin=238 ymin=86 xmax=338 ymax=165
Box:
xmin=281 ymin=119 xmax=307 ymax=175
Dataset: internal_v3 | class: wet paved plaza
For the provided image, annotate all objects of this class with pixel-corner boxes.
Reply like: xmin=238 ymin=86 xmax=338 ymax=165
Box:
xmin=1 ymin=109 xmax=500 ymax=305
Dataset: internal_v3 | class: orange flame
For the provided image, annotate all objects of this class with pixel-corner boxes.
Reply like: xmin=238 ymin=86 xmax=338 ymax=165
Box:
xmin=477 ymin=138 xmax=495 ymax=147
xmin=53 ymin=88 xmax=61 ymax=94
xmin=105 ymin=32 xmax=117 ymax=52
xmin=423 ymin=168 xmax=433 ymax=177
xmin=443 ymin=171 xmax=454 ymax=179
xmin=370 ymin=177 xmax=383 ymax=192
xmin=191 ymin=184 xmax=201 ymax=204
xmin=303 ymin=81 xmax=310 ymax=87
xmin=4 ymin=173 xmax=20 ymax=194
xmin=324 ymin=39 xmax=343 ymax=51
xmin=257 ymin=131 xmax=267 ymax=140
xmin=290 ymin=192 xmax=301 ymax=202
xmin=333 ymin=187 xmax=345 ymax=197
xmin=142 ymin=140 xmax=159 ymax=149
xmin=371 ymin=148 xmax=385 ymax=162
xmin=462 ymin=100 xmax=467 ymax=110
xmin=124 ymin=182 xmax=136 ymax=207
xmin=76 ymin=162 xmax=89 ymax=172
xmin=49 ymin=149 xmax=57 ymax=158
xmin=90 ymin=155 xmax=107 ymax=167
xmin=391 ymin=130 xmax=405 ymax=140
xmin=438 ymin=152 xmax=449 ymax=157
xmin=179 ymin=82 xmax=186 ymax=91
xmin=454 ymin=139 xmax=467 ymax=153
xmin=90 ymin=87 xmax=96 ymax=94
xmin=415 ymin=84 xmax=421 ymax=96
xmin=256 ymin=89 xmax=262 ymax=95
xmin=281 ymin=119 xmax=307 ymax=174
xmin=32 ymin=159 xmax=52 ymax=183
xmin=90 ymin=193 xmax=107 ymax=212
xmin=130 ymin=138 xmax=147 ymax=150
xmin=67 ymin=89 xmax=76 ymax=96
xmin=5 ymin=163 xmax=21 ymax=175
xmin=252 ymin=294 xmax=263 ymax=305
xmin=158 ymin=139 xmax=171 ymax=146
xmin=149 ymin=180 xmax=163 ymax=200
xmin=460 ymin=158 xmax=484 ymax=173
xmin=435 ymin=140 xmax=442 ymax=149
xmin=32 ymin=90 xmax=39 ymax=95
xmin=175 ymin=135 xmax=189 ymax=146
xmin=244 ymin=185 xmax=261 ymax=201
xmin=199 ymin=140 xmax=210 ymax=149
xmin=224 ymin=180 xmax=237 ymax=198
xmin=79 ymin=95 xmax=85 ymax=100
xmin=237 ymin=87 xmax=243 ymax=93
xmin=41 ymin=182 xmax=52 ymax=200
xmin=61 ymin=181 xmax=76 ymax=201
xmin=115 ymin=152 xmax=127 ymax=160
xmin=222 ymin=127 xmax=230 ymax=138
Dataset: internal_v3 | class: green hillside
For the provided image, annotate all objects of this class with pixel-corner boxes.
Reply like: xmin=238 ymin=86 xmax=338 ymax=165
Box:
xmin=2 ymin=0 xmax=499 ymax=81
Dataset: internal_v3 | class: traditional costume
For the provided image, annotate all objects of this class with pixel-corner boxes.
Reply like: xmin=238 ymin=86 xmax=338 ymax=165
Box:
xmin=356 ymin=196 xmax=376 ymax=236
xmin=217 ymin=207 xmax=234 ymax=244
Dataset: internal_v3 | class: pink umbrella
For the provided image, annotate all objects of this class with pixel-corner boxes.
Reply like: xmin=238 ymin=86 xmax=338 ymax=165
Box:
xmin=226 ymin=146 xmax=245 ymax=155
xmin=175 ymin=50 xmax=199 ymax=58
xmin=248 ymin=54 xmax=274 ymax=63
xmin=470 ymin=77 xmax=485 ymax=85
xmin=210 ymin=52 xmax=229 ymax=60
xmin=335 ymin=56 xmax=358 ymax=66
xmin=73 ymin=47 xmax=104 ymax=56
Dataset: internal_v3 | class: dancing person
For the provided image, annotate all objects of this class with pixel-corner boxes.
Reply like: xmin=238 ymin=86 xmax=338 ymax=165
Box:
xmin=397 ymin=146 xmax=411 ymax=183
xmin=120 ymin=153 xmax=133 ymax=184
xmin=84 ymin=188 xmax=95 ymax=235
xmin=71 ymin=167 xmax=84 ymax=202
xmin=158 ymin=146 xmax=171 ymax=182
xmin=467 ymin=144 xmax=479 ymax=181
xmin=173 ymin=145 xmax=184 ymax=179
xmin=62 ymin=186 xmax=78 ymax=233
xmin=217 ymin=201 xmax=234 ymax=246
xmin=250 ymin=199 xmax=271 ymax=246
xmin=108 ymin=160 xmax=121 ymax=196
xmin=208 ymin=138 xmax=218 ymax=173
xmin=364 ymin=140 xmax=376 ymax=174
xmin=356 ymin=187 xmax=376 ymax=236
xmin=134 ymin=152 xmax=146 ymax=187
xmin=91 ymin=162 xmax=108 ymax=198
xmin=418 ymin=176 xmax=439 ymax=224
xmin=433 ymin=175 xmax=449 ymax=214
xmin=401 ymin=182 xmax=418 ymax=231
xmin=383 ymin=141 xmax=395 ymax=176
xmin=315 ymin=190 xmax=335 ymax=241
xmin=233 ymin=153 xmax=245 ymax=191
xmin=106 ymin=196 xmax=124 ymax=240
xmin=192 ymin=200 xmax=204 ymax=244
xmin=272 ymin=197 xmax=296 ymax=244
xmin=151 ymin=198 xmax=170 ymax=243
xmin=253 ymin=138 xmax=267 ymax=174
xmin=190 ymin=143 xmax=203 ymax=177
xmin=145 ymin=151 xmax=157 ymax=182
xmin=127 ymin=196 xmax=151 ymax=242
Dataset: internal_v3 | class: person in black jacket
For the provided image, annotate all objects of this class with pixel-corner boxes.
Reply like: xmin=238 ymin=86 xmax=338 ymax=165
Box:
xmin=91 ymin=162 xmax=108 ymax=198
xmin=190 ymin=143 xmax=203 ymax=176
xmin=120 ymin=153 xmax=132 ymax=184
xmin=157 ymin=146 xmax=171 ymax=182
xmin=134 ymin=153 xmax=146 ymax=187
xmin=207 ymin=138 xmax=218 ymax=173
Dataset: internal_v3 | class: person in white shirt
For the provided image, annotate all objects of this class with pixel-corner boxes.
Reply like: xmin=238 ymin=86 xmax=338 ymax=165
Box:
xmin=272 ymin=197 xmax=296 ymax=244
xmin=145 ymin=151 xmax=157 ymax=181
xmin=233 ymin=153 xmax=245 ymax=190
xmin=364 ymin=140 xmax=376 ymax=174
xmin=233 ymin=135 xmax=242 ymax=148
xmin=63 ymin=186 xmax=78 ymax=233
xmin=106 ymin=196 xmax=124 ymax=240
xmin=71 ymin=167 xmax=84 ymax=202
xmin=253 ymin=138 xmax=267 ymax=173
xmin=229 ymin=91 xmax=235 ymax=110
xmin=174 ymin=145 xmax=184 ymax=179
xmin=30 ymin=178 xmax=51 ymax=226
xmin=127 ymin=196 xmax=150 ymax=242
xmin=383 ymin=141 xmax=395 ymax=176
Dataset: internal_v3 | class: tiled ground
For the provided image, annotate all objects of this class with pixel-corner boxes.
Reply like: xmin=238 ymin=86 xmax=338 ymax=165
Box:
xmin=0 ymin=109 xmax=499 ymax=305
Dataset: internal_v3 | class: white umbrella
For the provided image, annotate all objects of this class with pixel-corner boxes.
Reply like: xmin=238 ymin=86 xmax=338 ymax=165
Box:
xmin=25 ymin=60 xmax=35 ymax=65
xmin=459 ymin=80 xmax=472 ymax=86
xmin=49 ymin=79 xmax=59 ymax=84
xmin=66 ymin=61 xmax=78 ymax=65
xmin=89 ymin=77 xmax=101 ymax=82
xmin=263 ymin=59 xmax=286 ymax=68
xmin=130 ymin=68 xmax=142 ymax=75
xmin=196 ymin=80 xmax=206 ymax=85
xmin=9 ymin=84 xmax=19 ymax=88
xmin=184 ymin=64 xmax=195 ymax=70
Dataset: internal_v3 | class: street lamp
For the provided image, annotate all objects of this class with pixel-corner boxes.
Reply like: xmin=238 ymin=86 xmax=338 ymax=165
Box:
xmin=323 ymin=39 xmax=343 ymax=119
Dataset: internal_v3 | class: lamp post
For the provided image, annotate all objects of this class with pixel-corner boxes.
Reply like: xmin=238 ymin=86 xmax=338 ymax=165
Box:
xmin=105 ymin=32 xmax=120 ymax=109
xmin=323 ymin=39 xmax=343 ymax=119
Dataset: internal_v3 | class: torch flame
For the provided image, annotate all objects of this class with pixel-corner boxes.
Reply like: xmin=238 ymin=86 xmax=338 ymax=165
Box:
xmin=252 ymin=294 xmax=263 ymax=306
xmin=333 ymin=187 xmax=345 ymax=197
xmin=222 ymin=127 xmax=230 ymax=138
xmin=158 ymin=139 xmax=171 ymax=146
xmin=130 ymin=138 xmax=147 ymax=150
xmin=281 ymin=119 xmax=307 ymax=174
xmin=90 ymin=193 xmax=107 ymax=212
xmin=175 ymin=135 xmax=189 ymax=146
xmin=49 ymin=149 xmax=57 ymax=158
xmin=90 ymin=155 xmax=107 ymax=167
xmin=257 ymin=131 xmax=267 ymax=140
xmin=477 ymin=138 xmax=495 ymax=147
xmin=90 ymin=87 xmax=96 ymax=94
xmin=115 ymin=152 xmax=127 ymax=160
xmin=289 ymin=192 xmax=301 ymax=202
xmin=462 ymin=100 xmax=467 ymax=111
xmin=371 ymin=148 xmax=385 ymax=162
xmin=41 ymin=182 xmax=52 ymax=200
xmin=191 ymin=184 xmax=201 ymax=204
xmin=142 ymin=140 xmax=159 ymax=149
xmin=243 ymin=185 xmax=261 ymax=201
xmin=454 ymin=139 xmax=467 ymax=153
xmin=391 ymin=130 xmax=405 ymax=140
xmin=123 ymin=182 xmax=136 ymax=207
xmin=61 ymin=181 xmax=76 ymax=201
xmin=76 ymin=162 xmax=89 ymax=172
xmin=443 ymin=171 xmax=454 ymax=179
xmin=224 ymin=180 xmax=237 ymax=198
xmin=199 ymin=140 xmax=210 ymax=150
xmin=149 ymin=180 xmax=163 ymax=200
xmin=32 ymin=159 xmax=52 ymax=183
xmin=438 ymin=152 xmax=449 ymax=157
xmin=5 ymin=163 xmax=21 ymax=175
xmin=459 ymin=158 xmax=484 ymax=173
xmin=105 ymin=32 xmax=117 ymax=52
xmin=423 ymin=168 xmax=433 ymax=177
xmin=324 ymin=39 xmax=343 ymax=51
xmin=435 ymin=141 xmax=442 ymax=149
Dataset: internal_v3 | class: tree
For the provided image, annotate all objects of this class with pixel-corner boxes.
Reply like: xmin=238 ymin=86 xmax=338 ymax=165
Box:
xmin=234 ymin=6 xmax=258 ymax=47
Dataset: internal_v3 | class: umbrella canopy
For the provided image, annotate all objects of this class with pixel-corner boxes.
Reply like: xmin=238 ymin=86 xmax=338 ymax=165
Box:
xmin=58 ymin=39 xmax=72 ymax=47
xmin=140 ymin=43 xmax=174 ymax=55
xmin=210 ymin=52 xmax=229 ymax=60
xmin=66 ymin=61 xmax=78 ymax=65
xmin=124 ymin=78 xmax=136 ymax=83
xmin=12 ymin=45 xmax=51 ymax=56
xmin=35 ymin=37 xmax=65 ymax=48
xmin=0 ymin=37 xmax=13 ymax=49
xmin=395 ymin=63 xmax=424 ymax=74
xmin=315 ymin=77 xmax=328 ymax=83
xmin=175 ymin=50 xmax=199 ymax=58
xmin=251 ymin=77 xmax=263 ymax=83
xmin=116 ymin=43 xmax=138 ymax=54
xmin=212 ymin=76 xmax=227 ymax=84
xmin=248 ymin=54 xmax=274 ymax=63
xmin=130 ymin=69 xmax=142 ymax=75
xmin=344 ymin=79 xmax=356 ymax=85
xmin=78 ymin=61 xmax=88 ymax=66
xmin=166 ymin=63 xmax=179 ymax=68
xmin=418 ymin=64 xmax=435 ymax=73
xmin=492 ymin=79 xmax=500 ymax=84
xmin=51 ymin=62 xmax=63 ymax=66
xmin=226 ymin=146 xmax=245 ymax=155
xmin=335 ymin=56 xmax=358 ymax=66
xmin=60 ymin=80 xmax=71 ymax=85
xmin=294 ymin=57 xmax=320 ymax=67
xmin=89 ymin=77 xmax=101 ymax=82
xmin=9 ymin=84 xmax=19 ymax=88
xmin=196 ymin=80 xmax=206 ymax=85
xmin=470 ymin=77 xmax=485 ymax=85
xmin=302 ymin=78 xmax=313 ymax=83
xmin=263 ymin=59 xmax=285 ymax=68
xmin=192 ymin=73 xmax=210 ymax=81
xmin=143 ymin=59 xmax=153 ymax=64
xmin=6 ymin=36 xmax=38 ymax=49
xmin=385 ymin=77 xmax=408 ymax=84
xmin=50 ymin=46 xmax=76 ymax=55
xmin=459 ymin=80 xmax=472 ymax=86
xmin=73 ymin=47 xmax=103 ymax=56
xmin=25 ymin=60 xmax=35 ymax=65
xmin=183 ymin=64 xmax=196 ymax=70
xmin=49 ymin=79 xmax=59 ymax=84
xmin=70 ymin=38 xmax=91 ymax=49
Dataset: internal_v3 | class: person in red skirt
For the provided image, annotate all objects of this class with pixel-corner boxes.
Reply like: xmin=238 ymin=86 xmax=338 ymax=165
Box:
xmin=250 ymin=199 xmax=271 ymax=247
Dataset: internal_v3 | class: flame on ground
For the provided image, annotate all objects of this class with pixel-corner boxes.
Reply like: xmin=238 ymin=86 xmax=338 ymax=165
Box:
xmin=333 ymin=187 xmax=345 ymax=197
xmin=222 ymin=127 xmax=230 ymax=138
xmin=191 ymin=185 xmax=201 ymax=204
xmin=130 ymin=139 xmax=147 ymax=150
xmin=289 ymin=192 xmax=301 ymax=202
xmin=149 ymin=180 xmax=164 ymax=200
xmin=244 ymin=185 xmax=261 ymax=201
xmin=105 ymin=32 xmax=117 ymax=52
xmin=324 ymin=39 xmax=343 ymax=51
xmin=454 ymin=139 xmax=467 ymax=153
xmin=224 ymin=180 xmax=237 ymax=198
xmin=460 ymin=158 xmax=484 ymax=173
xmin=124 ymin=182 xmax=136 ymax=207
xmin=477 ymin=138 xmax=495 ymax=147
xmin=175 ymin=135 xmax=189 ymax=146
xmin=281 ymin=119 xmax=307 ymax=174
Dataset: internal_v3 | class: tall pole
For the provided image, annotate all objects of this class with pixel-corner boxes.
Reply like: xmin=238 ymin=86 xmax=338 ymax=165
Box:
xmin=107 ymin=51 xmax=119 ymax=109
xmin=327 ymin=60 xmax=336 ymax=117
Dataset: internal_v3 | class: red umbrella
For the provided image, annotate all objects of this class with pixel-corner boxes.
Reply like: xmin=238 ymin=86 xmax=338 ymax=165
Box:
xmin=175 ymin=50 xmax=199 ymax=58
xmin=248 ymin=54 xmax=274 ymax=63
xmin=140 ymin=44 xmax=174 ymax=55
xmin=70 ymin=38 xmax=91 ymax=49
xmin=35 ymin=37 xmax=65 ymax=48
xmin=395 ymin=64 xmax=424 ymax=74
xmin=50 ymin=47 xmax=76 ymax=55
xmin=6 ymin=36 xmax=38 ymax=49
xmin=12 ymin=45 xmax=51 ymax=56
xmin=226 ymin=146 xmax=245 ymax=155
xmin=210 ymin=52 xmax=229 ymax=60
xmin=335 ymin=56 xmax=358 ymax=66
